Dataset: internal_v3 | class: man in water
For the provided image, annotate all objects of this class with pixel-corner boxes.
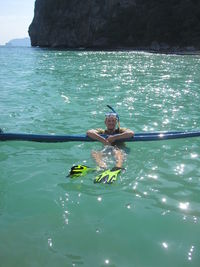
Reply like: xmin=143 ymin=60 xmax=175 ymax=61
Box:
xmin=68 ymin=111 xmax=134 ymax=183
xmin=87 ymin=113 xmax=134 ymax=170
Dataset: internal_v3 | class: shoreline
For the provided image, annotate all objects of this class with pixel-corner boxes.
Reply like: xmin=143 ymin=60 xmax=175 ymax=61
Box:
xmin=1 ymin=45 xmax=200 ymax=55
xmin=33 ymin=46 xmax=200 ymax=56
xmin=28 ymin=44 xmax=200 ymax=56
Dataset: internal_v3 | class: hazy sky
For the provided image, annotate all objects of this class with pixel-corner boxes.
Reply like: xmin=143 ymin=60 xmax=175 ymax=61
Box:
xmin=0 ymin=0 xmax=35 ymax=45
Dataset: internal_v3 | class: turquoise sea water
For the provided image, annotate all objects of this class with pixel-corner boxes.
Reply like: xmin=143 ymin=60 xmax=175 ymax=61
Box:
xmin=0 ymin=47 xmax=200 ymax=267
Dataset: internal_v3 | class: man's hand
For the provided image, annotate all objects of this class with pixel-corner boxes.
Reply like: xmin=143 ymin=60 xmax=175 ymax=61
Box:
xmin=102 ymin=138 xmax=111 ymax=146
xmin=107 ymin=130 xmax=134 ymax=144
xmin=106 ymin=135 xmax=116 ymax=144
xmin=87 ymin=130 xmax=112 ymax=146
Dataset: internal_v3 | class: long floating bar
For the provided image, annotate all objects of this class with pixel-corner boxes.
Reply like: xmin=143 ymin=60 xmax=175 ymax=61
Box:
xmin=0 ymin=131 xmax=200 ymax=142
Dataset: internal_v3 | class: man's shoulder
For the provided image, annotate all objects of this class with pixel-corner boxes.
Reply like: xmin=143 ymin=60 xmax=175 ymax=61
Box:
xmin=118 ymin=128 xmax=128 ymax=133
xmin=95 ymin=128 xmax=105 ymax=134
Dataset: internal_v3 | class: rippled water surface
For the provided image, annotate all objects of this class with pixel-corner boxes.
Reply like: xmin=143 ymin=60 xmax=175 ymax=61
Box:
xmin=0 ymin=47 xmax=200 ymax=267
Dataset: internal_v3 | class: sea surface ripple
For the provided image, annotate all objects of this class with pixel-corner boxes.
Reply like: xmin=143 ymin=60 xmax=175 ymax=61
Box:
xmin=0 ymin=47 xmax=200 ymax=267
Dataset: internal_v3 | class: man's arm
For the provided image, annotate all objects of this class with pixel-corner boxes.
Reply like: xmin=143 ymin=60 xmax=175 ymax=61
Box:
xmin=107 ymin=129 xmax=134 ymax=143
xmin=86 ymin=129 xmax=110 ymax=146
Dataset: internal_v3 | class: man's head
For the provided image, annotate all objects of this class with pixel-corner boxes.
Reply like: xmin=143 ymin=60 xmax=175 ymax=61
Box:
xmin=105 ymin=113 xmax=118 ymax=131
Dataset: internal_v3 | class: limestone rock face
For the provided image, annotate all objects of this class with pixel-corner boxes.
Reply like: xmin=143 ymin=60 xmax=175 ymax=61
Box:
xmin=29 ymin=0 xmax=200 ymax=50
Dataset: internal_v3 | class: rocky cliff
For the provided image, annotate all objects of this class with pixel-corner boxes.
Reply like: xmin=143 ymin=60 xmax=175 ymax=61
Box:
xmin=29 ymin=0 xmax=200 ymax=51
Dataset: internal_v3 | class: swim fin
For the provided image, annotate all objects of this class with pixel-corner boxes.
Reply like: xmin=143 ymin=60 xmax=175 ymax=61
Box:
xmin=94 ymin=167 xmax=122 ymax=184
xmin=67 ymin=165 xmax=96 ymax=178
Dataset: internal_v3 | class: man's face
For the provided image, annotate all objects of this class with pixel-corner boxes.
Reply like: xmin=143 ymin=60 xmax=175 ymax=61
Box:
xmin=105 ymin=116 xmax=117 ymax=131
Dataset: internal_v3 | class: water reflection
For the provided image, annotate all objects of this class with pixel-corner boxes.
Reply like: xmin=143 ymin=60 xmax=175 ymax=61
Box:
xmin=162 ymin=242 xmax=168 ymax=249
xmin=59 ymin=194 xmax=70 ymax=225
xmin=97 ymin=196 xmax=102 ymax=202
xmin=190 ymin=153 xmax=198 ymax=159
xmin=187 ymin=245 xmax=195 ymax=261
xmin=126 ymin=204 xmax=131 ymax=209
xmin=179 ymin=202 xmax=189 ymax=210
xmin=105 ymin=259 xmax=110 ymax=264
xmin=48 ymin=237 xmax=53 ymax=248
xmin=174 ymin=164 xmax=185 ymax=175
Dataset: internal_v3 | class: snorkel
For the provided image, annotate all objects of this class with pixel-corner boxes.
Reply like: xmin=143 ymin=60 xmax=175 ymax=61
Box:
xmin=106 ymin=105 xmax=120 ymax=130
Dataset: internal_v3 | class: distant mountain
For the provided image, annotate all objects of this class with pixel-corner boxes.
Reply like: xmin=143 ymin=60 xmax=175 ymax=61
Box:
xmin=5 ymin=37 xmax=31 ymax=47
